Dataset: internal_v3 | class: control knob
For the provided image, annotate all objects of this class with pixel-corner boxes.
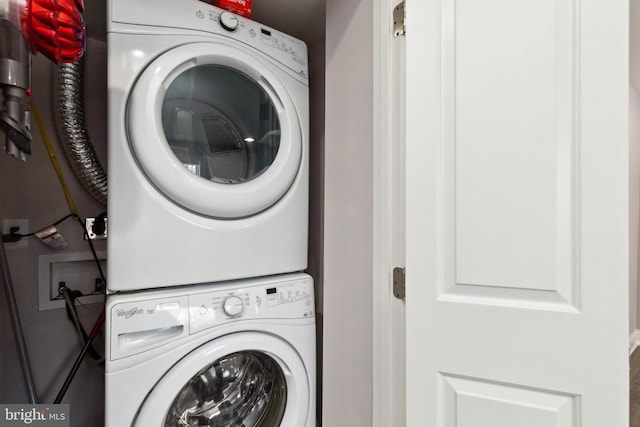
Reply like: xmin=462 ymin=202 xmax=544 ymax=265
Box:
xmin=222 ymin=295 xmax=244 ymax=317
xmin=219 ymin=12 xmax=239 ymax=32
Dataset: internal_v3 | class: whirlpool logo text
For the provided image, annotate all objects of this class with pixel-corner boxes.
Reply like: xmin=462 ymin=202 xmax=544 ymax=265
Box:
xmin=116 ymin=307 xmax=143 ymax=319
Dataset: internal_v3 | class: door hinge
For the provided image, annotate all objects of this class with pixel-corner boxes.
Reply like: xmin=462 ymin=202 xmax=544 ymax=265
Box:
xmin=393 ymin=267 xmax=405 ymax=300
xmin=393 ymin=1 xmax=406 ymax=38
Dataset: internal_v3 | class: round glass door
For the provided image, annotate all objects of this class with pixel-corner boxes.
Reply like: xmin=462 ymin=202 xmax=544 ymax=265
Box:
xmin=133 ymin=332 xmax=310 ymax=427
xmin=165 ymin=351 xmax=287 ymax=426
xmin=162 ymin=66 xmax=280 ymax=185
xmin=127 ymin=43 xmax=302 ymax=218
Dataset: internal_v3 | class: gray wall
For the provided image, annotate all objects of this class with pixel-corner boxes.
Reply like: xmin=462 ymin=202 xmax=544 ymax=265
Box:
xmin=307 ymin=37 xmax=326 ymax=426
xmin=322 ymin=0 xmax=374 ymax=425
xmin=628 ymin=0 xmax=640 ymax=338
xmin=0 ymin=40 xmax=107 ymax=426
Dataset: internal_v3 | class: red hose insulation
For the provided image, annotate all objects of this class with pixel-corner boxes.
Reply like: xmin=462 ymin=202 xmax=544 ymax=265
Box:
xmin=88 ymin=308 xmax=105 ymax=340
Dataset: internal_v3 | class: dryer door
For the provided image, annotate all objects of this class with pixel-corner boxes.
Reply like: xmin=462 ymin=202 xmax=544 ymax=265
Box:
xmin=134 ymin=332 xmax=311 ymax=427
xmin=127 ymin=42 xmax=303 ymax=219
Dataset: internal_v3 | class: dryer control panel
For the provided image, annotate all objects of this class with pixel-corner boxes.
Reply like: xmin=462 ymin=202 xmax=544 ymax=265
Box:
xmin=110 ymin=0 xmax=309 ymax=82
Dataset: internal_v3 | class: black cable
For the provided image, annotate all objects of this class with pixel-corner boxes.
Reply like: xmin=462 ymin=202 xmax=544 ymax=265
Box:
xmin=53 ymin=213 xmax=78 ymax=227
xmin=60 ymin=286 xmax=102 ymax=361
xmin=2 ymin=213 xmax=79 ymax=239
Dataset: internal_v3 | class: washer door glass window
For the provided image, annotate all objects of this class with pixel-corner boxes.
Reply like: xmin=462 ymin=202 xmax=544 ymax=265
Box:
xmin=133 ymin=332 xmax=310 ymax=426
xmin=128 ymin=43 xmax=303 ymax=219
xmin=165 ymin=351 xmax=287 ymax=426
xmin=162 ymin=66 xmax=280 ymax=185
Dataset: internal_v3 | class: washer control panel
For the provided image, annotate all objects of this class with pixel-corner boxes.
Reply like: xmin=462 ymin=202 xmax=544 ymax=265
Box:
xmin=107 ymin=274 xmax=314 ymax=361
xmin=189 ymin=276 xmax=314 ymax=334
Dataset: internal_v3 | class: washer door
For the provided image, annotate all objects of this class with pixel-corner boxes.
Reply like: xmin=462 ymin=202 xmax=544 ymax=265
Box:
xmin=127 ymin=42 xmax=302 ymax=218
xmin=134 ymin=332 xmax=310 ymax=427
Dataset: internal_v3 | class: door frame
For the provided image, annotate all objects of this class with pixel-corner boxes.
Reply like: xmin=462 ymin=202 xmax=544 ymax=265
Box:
xmin=372 ymin=0 xmax=405 ymax=426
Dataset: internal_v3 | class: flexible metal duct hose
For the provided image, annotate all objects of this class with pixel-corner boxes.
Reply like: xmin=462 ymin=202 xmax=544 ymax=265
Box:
xmin=53 ymin=59 xmax=107 ymax=206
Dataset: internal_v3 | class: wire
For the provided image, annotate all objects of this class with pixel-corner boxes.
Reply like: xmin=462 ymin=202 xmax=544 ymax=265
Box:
xmin=53 ymin=213 xmax=77 ymax=227
xmin=6 ymin=213 xmax=79 ymax=238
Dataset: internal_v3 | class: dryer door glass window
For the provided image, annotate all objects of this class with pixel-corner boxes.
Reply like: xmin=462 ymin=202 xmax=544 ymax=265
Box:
xmin=165 ymin=351 xmax=287 ymax=427
xmin=162 ymin=65 xmax=281 ymax=185
xmin=129 ymin=43 xmax=304 ymax=218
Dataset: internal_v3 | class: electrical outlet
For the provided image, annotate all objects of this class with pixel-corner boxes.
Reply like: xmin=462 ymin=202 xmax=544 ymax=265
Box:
xmin=2 ymin=219 xmax=29 ymax=248
xmin=85 ymin=217 xmax=107 ymax=240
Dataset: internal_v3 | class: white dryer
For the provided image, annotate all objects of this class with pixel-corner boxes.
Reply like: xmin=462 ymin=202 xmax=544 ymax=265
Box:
xmin=107 ymin=0 xmax=309 ymax=291
xmin=105 ymin=273 xmax=316 ymax=427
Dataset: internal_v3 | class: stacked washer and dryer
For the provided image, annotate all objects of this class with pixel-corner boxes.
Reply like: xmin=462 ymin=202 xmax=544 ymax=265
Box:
xmin=104 ymin=0 xmax=315 ymax=425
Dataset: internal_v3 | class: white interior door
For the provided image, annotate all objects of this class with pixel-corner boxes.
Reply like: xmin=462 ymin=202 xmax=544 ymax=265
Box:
xmin=404 ymin=0 xmax=629 ymax=425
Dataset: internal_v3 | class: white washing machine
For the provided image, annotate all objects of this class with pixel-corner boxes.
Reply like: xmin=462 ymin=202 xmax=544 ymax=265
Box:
xmin=107 ymin=0 xmax=309 ymax=292
xmin=105 ymin=273 xmax=315 ymax=427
